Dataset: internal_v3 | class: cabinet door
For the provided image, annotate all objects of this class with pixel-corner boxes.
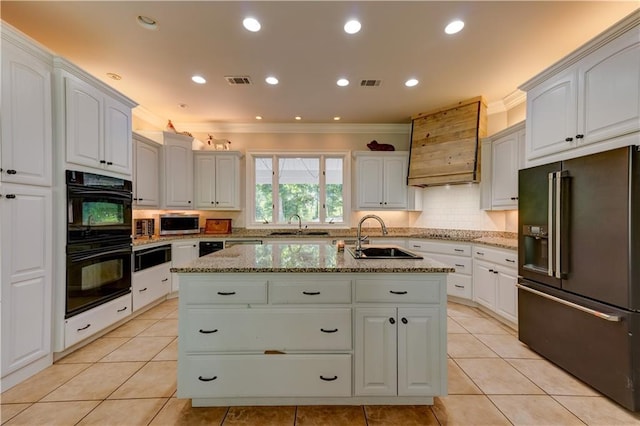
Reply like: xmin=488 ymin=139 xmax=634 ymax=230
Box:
xmin=164 ymin=139 xmax=193 ymax=208
xmin=496 ymin=268 xmax=518 ymax=324
xmin=354 ymin=307 xmax=397 ymax=396
xmin=171 ymin=241 xmax=198 ymax=292
xmin=194 ymin=154 xmax=216 ymax=208
xmin=103 ymin=97 xmax=132 ymax=176
xmin=356 ymin=157 xmax=384 ymax=209
xmin=1 ymin=184 xmax=52 ymax=375
xmin=577 ymin=29 xmax=640 ymax=146
xmin=1 ymin=41 xmax=52 ymax=187
xmin=214 ymin=155 xmax=239 ymax=209
xmin=134 ymin=139 xmax=160 ymax=207
xmin=65 ymin=76 xmax=103 ymax=169
xmin=382 ymin=157 xmax=408 ymax=209
xmin=397 ymin=307 xmax=442 ymax=396
xmin=491 ymin=133 xmax=519 ymax=209
xmin=473 ymin=260 xmax=496 ymax=310
xmin=526 ymin=69 xmax=578 ymax=161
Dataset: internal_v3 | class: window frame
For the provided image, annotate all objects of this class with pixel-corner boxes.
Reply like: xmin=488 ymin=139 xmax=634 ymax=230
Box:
xmin=246 ymin=151 xmax=351 ymax=228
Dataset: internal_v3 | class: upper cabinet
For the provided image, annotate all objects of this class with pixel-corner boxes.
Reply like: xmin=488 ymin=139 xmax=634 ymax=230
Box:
xmin=132 ymin=132 xmax=161 ymax=208
xmin=1 ymin=27 xmax=53 ymax=187
xmin=194 ymin=151 xmax=241 ymax=210
xmin=480 ymin=122 xmax=525 ymax=211
xmin=521 ymin=12 xmax=640 ymax=166
xmin=55 ymin=58 xmax=137 ymax=177
xmin=163 ymin=133 xmax=194 ymax=209
xmin=354 ymin=152 xmax=412 ymax=210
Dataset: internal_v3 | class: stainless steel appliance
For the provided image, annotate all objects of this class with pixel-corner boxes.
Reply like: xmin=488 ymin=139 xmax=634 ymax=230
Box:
xmin=518 ymin=146 xmax=639 ymax=411
xmin=199 ymin=241 xmax=224 ymax=257
xmin=66 ymin=170 xmax=133 ymax=318
xmin=159 ymin=214 xmax=200 ymax=235
xmin=134 ymin=244 xmax=172 ymax=272
xmin=134 ymin=218 xmax=155 ymax=239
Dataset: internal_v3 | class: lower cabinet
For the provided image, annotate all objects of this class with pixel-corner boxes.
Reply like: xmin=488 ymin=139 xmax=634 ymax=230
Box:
xmin=472 ymin=246 xmax=518 ymax=324
xmin=132 ymin=261 xmax=171 ymax=311
xmin=64 ymin=293 xmax=131 ymax=348
xmin=171 ymin=240 xmax=199 ymax=292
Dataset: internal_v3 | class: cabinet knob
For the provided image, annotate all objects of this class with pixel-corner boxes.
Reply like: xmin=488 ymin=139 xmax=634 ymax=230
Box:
xmin=489 ymin=269 xmax=494 ymax=273
xmin=575 ymin=134 xmax=584 ymax=139
xmin=5 ymin=194 xmax=16 ymax=199
xmin=401 ymin=317 xmax=408 ymax=324
xmin=139 ymin=198 xmax=143 ymax=201
xmin=565 ymin=137 xmax=573 ymax=142
xmin=6 ymin=169 xmax=17 ymax=175
xmin=107 ymin=161 xmax=113 ymax=165
xmin=100 ymin=160 xmax=106 ymax=164
xmin=188 ymin=200 xmax=191 ymax=204
xmin=389 ymin=317 xmax=396 ymax=324
xmin=493 ymin=270 xmax=499 ymax=275
xmin=510 ymin=197 xmax=518 ymax=200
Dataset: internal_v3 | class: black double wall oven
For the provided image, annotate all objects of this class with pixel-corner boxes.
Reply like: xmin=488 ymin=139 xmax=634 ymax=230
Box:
xmin=66 ymin=170 xmax=133 ymax=318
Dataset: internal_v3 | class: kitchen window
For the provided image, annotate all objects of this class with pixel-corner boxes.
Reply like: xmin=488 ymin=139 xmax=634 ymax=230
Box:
xmin=248 ymin=152 xmax=350 ymax=226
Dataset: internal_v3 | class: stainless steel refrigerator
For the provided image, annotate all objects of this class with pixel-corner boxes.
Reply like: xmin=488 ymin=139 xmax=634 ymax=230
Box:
xmin=518 ymin=145 xmax=639 ymax=412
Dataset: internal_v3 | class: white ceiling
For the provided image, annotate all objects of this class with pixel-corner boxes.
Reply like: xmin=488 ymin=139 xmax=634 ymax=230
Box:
xmin=2 ymin=1 xmax=638 ymax=128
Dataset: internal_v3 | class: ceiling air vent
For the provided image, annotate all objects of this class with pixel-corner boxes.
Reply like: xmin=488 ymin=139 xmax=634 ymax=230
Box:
xmin=225 ymin=75 xmax=252 ymax=85
xmin=360 ymin=79 xmax=382 ymax=87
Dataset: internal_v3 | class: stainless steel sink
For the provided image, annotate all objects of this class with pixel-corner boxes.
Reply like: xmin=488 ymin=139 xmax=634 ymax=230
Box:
xmin=303 ymin=231 xmax=329 ymax=236
xmin=268 ymin=231 xmax=297 ymax=236
xmin=347 ymin=246 xmax=423 ymax=259
xmin=268 ymin=231 xmax=330 ymax=236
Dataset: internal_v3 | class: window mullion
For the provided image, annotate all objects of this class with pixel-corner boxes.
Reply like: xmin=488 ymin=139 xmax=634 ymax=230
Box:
xmin=319 ymin=155 xmax=327 ymax=223
xmin=271 ymin=154 xmax=278 ymax=224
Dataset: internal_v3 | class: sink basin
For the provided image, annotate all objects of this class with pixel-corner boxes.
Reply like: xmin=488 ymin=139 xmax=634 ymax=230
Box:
xmin=303 ymin=231 xmax=329 ymax=236
xmin=268 ymin=231 xmax=330 ymax=236
xmin=347 ymin=246 xmax=423 ymax=259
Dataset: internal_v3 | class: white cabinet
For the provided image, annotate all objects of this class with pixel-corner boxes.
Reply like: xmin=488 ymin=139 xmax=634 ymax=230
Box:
xmin=132 ymin=133 xmax=161 ymax=207
xmin=480 ymin=122 xmax=525 ymax=210
xmin=57 ymin=58 xmax=136 ymax=177
xmin=132 ymin=262 xmax=171 ymax=311
xmin=163 ymin=134 xmax=194 ymax=208
xmin=64 ymin=293 xmax=131 ymax=348
xmin=1 ymin=184 xmax=52 ymax=376
xmin=472 ymin=246 xmax=518 ymax=324
xmin=522 ymin=16 xmax=640 ymax=166
xmin=354 ymin=152 xmax=410 ymax=210
xmin=408 ymin=240 xmax=473 ymax=300
xmin=194 ymin=151 xmax=241 ymax=210
xmin=1 ymin=28 xmax=52 ymax=187
xmin=171 ymin=240 xmax=199 ymax=292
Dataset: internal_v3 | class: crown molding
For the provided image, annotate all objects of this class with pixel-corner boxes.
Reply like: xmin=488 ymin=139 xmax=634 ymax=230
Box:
xmin=132 ymin=105 xmax=167 ymax=129
xmin=170 ymin=122 xmax=412 ymax=134
xmin=487 ymin=89 xmax=527 ymax=115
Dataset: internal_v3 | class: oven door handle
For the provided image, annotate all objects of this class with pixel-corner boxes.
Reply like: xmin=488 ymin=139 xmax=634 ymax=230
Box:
xmin=69 ymin=189 xmax=132 ymax=201
xmin=70 ymin=246 xmax=132 ymax=262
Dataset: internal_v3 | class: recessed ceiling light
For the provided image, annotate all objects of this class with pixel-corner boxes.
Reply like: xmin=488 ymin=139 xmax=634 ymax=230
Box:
xmin=106 ymin=72 xmax=122 ymax=81
xmin=344 ymin=19 xmax=361 ymax=34
xmin=405 ymin=78 xmax=419 ymax=87
xmin=178 ymin=103 xmax=188 ymax=109
xmin=445 ymin=20 xmax=464 ymax=35
xmin=295 ymin=116 xmax=302 ymax=121
xmin=265 ymin=76 xmax=279 ymax=85
xmin=243 ymin=17 xmax=261 ymax=32
xmin=137 ymin=15 xmax=158 ymax=30
xmin=333 ymin=116 xmax=341 ymax=121
xmin=336 ymin=78 xmax=349 ymax=87
xmin=256 ymin=116 xmax=263 ymax=120
xmin=191 ymin=75 xmax=206 ymax=84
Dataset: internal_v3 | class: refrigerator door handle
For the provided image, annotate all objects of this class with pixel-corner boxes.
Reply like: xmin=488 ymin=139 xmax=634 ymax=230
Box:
xmin=555 ymin=171 xmax=562 ymax=279
xmin=548 ymin=172 xmax=555 ymax=277
xmin=516 ymin=284 xmax=622 ymax=322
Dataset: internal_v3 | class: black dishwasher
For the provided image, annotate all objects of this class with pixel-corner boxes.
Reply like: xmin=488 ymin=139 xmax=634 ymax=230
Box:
xmin=199 ymin=241 xmax=224 ymax=257
xmin=134 ymin=244 xmax=172 ymax=272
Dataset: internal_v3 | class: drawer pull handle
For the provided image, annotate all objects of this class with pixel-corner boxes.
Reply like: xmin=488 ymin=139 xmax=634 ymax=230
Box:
xmin=303 ymin=291 xmax=321 ymax=296
xmin=454 ymin=249 xmax=464 ymax=252
xmin=389 ymin=290 xmax=408 ymax=295
xmin=412 ymin=245 xmax=420 ymax=248
xmin=161 ymin=278 xmax=169 ymax=282
xmin=454 ymin=284 xmax=465 ymax=289
xmin=198 ymin=375 xmax=218 ymax=382
xmin=117 ymin=307 xmax=128 ymax=312
xmin=505 ymin=259 xmax=516 ymax=263
xmin=139 ymin=287 xmax=148 ymax=292
xmin=320 ymin=375 xmax=338 ymax=381
xmin=320 ymin=328 xmax=338 ymax=333
xmin=217 ymin=291 xmax=236 ymax=296
xmin=199 ymin=329 xmax=218 ymax=334
xmin=476 ymin=251 xmax=485 ymax=255
xmin=77 ymin=324 xmax=91 ymax=331
xmin=454 ymin=264 xmax=465 ymax=267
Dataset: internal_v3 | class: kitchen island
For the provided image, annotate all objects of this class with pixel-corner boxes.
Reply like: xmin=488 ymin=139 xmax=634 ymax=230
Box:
xmin=173 ymin=242 xmax=453 ymax=407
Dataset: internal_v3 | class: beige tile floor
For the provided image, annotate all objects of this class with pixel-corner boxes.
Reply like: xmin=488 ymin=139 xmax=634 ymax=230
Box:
xmin=2 ymin=299 xmax=639 ymax=425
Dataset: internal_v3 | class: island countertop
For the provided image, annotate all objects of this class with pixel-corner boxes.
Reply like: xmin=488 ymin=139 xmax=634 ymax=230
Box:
xmin=171 ymin=242 xmax=455 ymax=273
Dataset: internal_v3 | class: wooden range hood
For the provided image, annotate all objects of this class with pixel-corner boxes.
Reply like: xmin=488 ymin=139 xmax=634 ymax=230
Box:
xmin=408 ymin=96 xmax=487 ymax=187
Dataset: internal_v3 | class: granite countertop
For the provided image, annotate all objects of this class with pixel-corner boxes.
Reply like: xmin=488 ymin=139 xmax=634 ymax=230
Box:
xmin=171 ymin=242 xmax=455 ymax=274
xmin=134 ymin=227 xmax=518 ymax=251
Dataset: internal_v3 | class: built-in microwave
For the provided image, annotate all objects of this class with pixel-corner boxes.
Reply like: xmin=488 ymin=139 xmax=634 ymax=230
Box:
xmin=159 ymin=214 xmax=200 ymax=235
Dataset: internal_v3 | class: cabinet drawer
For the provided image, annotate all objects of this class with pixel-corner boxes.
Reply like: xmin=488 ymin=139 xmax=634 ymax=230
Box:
xmin=355 ymin=278 xmax=442 ymax=303
xmin=269 ymin=279 xmax=351 ymax=304
xmin=447 ymin=273 xmax=472 ymax=299
xmin=180 ymin=354 xmax=351 ymax=398
xmin=182 ymin=275 xmax=267 ymax=305
xmin=408 ymin=240 xmax=471 ymax=257
xmin=65 ymin=293 xmax=131 ymax=348
xmin=473 ymin=246 xmax=518 ymax=268
xmin=423 ymin=253 xmax=472 ymax=275
xmin=184 ymin=308 xmax=352 ymax=352
xmin=132 ymin=262 xmax=171 ymax=311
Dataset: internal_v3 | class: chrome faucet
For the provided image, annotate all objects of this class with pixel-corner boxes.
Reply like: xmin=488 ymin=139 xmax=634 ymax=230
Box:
xmin=356 ymin=214 xmax=388 ymax=253
xmin=288 ymin=214 xmax=302 ymax=234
